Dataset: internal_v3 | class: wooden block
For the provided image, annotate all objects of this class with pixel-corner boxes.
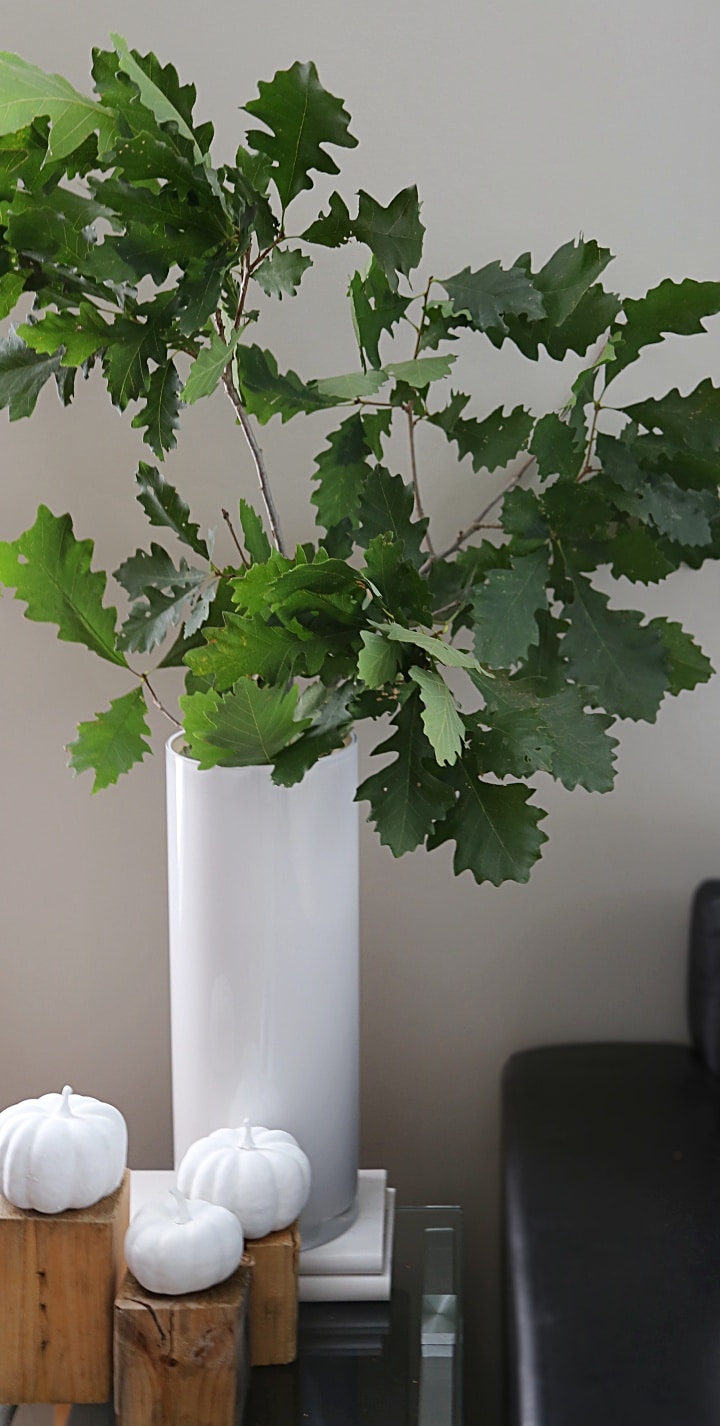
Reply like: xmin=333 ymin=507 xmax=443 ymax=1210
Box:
xmin=114 ymin=1262 xmax=251 ymax=1426
xmin=244 ymin=1220 xmax=300 ymax=1366
xmin=53 ymin=1409 xmax=71 ymax=1426
xmin=0 ymin=1170 xmax=130 ymax=1404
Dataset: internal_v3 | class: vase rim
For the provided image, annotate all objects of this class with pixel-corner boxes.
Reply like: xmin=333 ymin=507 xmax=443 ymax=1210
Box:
xmin=166 ymin=729 xmax=357 ymax=768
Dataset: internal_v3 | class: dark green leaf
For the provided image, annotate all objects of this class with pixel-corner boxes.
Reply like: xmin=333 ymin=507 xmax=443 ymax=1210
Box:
xmin=135 ymin=462 xmax=208 ymax=557
xmin=239 ymin=499 xmax=271 ymax=564
xmin=623 ymin=380 xmax=720 ymax=461
xmin=349 ymin=258 xmax=410 ymax=369
xmin=530 ymin=411 xmax=584 ymax=481
xmin=361 ymin=535 xmax=432 ymax=623
xmin=561 ymin=568 xmax=668 ymax=720
xmin=0 ymin=327 xmax=61 ymax=418
xmin=131 ymin=359 xmax=182 ymax=458
xmin=0 ymin=504 xmax=124 ymax=664
xmin=607 ymin=527 xmax=675 ymax=584
xmin=471 ymin=549 xmax=549 ymax=668
xmin=272 ymin=684 xmax=355 ymax=786
xmin=524 ymin=238 xmax=613 ymax=326
xmin=101 ymin=315 xmax=165 ymax=411
xmin=356 ymin=466 xmax=428 ymax=566
xmin=427 ymin=753 xmax=548 ymax=884
xmin=648 ymin=617 xmax=714 ymax=695
xmin=302 ymin=190 xmax=352 ymax=247
xmin=244 ymin=60 xmax=357 ymax=210
xmin=67 ymin=686 xmax=151 ymax=791
xmin=311 ymin=413 xmax=375 ymax=530
xmin=429 ymin=395 xmax=534 ymax=473
xmin=480 ymin=708 xmax=554 ymax=779
xmin=609 ymin=278 xmax=720 ymax=378
xmin=598 ymin=433 xmax=713 ymax=545
xmin=351 ymin=186 xmax=424 ymax=292
xmin=441 ymin=260 xmax=544 ymax=334
xmin=357 ymin=692 xmax=455 ymax=855
xmin=235 ymin=343 xmax=331 ymax=423
xmin=113 ymin=543 xmax=205 ymax=599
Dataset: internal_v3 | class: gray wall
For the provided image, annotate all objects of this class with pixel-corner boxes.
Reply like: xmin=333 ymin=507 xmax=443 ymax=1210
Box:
xmin=2 ymin=2 xmax=720 ymax=1418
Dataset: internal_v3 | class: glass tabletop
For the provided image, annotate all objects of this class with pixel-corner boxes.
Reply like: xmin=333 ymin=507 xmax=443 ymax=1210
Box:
xmin=4 ymin=1205 xmax=463 ymax=1426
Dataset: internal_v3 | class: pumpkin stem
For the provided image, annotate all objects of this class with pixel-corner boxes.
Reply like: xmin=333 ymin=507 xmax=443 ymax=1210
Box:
xmin=240 ymin=1118 xmax=255 ymax=1151
xmin=169 ymin=1187 xmax=192 ymax=1224
xmin=56 ymin=1085 xmax=74 ymax=1118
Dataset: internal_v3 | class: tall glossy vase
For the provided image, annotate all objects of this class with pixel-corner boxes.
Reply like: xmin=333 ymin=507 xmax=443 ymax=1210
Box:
xmin=165 ymin=734 xmax=359 ymax=1249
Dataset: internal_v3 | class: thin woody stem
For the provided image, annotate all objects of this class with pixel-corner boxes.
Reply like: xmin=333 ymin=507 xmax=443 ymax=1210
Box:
xmin=213 ymin=312 xmax=285 ymax=555
xmin=406 ymin=407 xmax=435 ymax=556
xmin=420 ymin=453 xmax=536 ymax=574
xmin=222 ymin=508 xmax=249 ymax=567
xmin=141 ymin=675 xmax=183 ymax=729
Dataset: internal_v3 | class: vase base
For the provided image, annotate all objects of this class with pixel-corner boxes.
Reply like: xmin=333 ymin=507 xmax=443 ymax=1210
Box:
xmin=300 ymin=1191 xmax=360 ymax=1251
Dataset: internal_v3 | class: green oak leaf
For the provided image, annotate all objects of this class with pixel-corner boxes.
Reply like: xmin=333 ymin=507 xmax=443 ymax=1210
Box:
xmin=382 ymin=622 xmax=479 ymax=669
xmin=302 ymin=190 xmax=353 ymax=247
xmin=418 ymin=300 xmax=469 ymax=352
xmin=349 ymin=258 xmax=410 ymax=369
xmin=352 ymin=186 xmax=424 ymax=292
xmin=362 ymin=535 xmax=432 ymax=623
xmin=252 ymin=246 xmax=312 ymax=299
xmin=409 ymin=664 xmax=465 ymax=766
xmin=430 ymin=395 xmax=533 ymax=473
xmin=113 ymin=544 xmax=205 ymax=600
xmin=119 ymin=585 xmax=202 ymax=654
xmin=598 ymin=434 xmax=713 ymax=545
xmin=238 ymin=499 xmax=271 ymax=564
xmin=135 ymin=463 xmax=208 ymax=557
xmin=385 ymin=355 xmax=455 ymax=389
xmin=357 ymin=692 xmax=455 ymax=856
xmin=130 ymin=360 xmax=182 ymax=458
xmin=18 ymin=302 xmax=110 ymax=367
xmin=357 ymin=630 xmax=402 ymax=687
xmin=522 ymin=238 xmax=613 ymax=326
xmin=271 ymin=683 xmax=355 ymax=787
xmin=480 ymin=708 xmax=554 ymax=779
xmin=184 ymin=611 xmax=328 ymax=687
xmin=561 ymin=568 xmax=668 ymax=721
xmin=181 ymin=678 xmax=309 ymax=767
xmin=530 ymin=411 xmax=584 ymax=481
xmin=101 ymin=316 xmax=165 ymax=412
xmin=0 ymin=270 xmax=25 ymax=319
xmin=427 ymin=754 xmax=548 ymax=884
xmin=474 ymin=664 xmax=617 ymax=793
xmin=0 ymin=51 xmax=114 ymax=159
xmin=355 ymin=466 xmax=428 ymax=566
xmin=110 ymin=36 xmax=205 ymax=161
xmin=67 ymin=686 xmax=152 ymax=792
xmin=315 ymin=369 xmax=388 ymax=400
xmin=501 ymin=489 xmax=550 ymax=547
xmin=235 ymin=343 xmax=331 ymax=423
xmin=609 ymin=278 xmax=720 ymax=378
xmin=647 ymin=617 xmax=714 ymax=695
xmin=536 ymin=690 xmax=617 ymax=792
xmin=312 ymin=414 xmax=375 ymax=530
xmin=607 ymin=527 xmax=675 ymax=584
xmin=441 ymin=261 xmax=545 ymax=333
xmin=182 ymin=331 xmax=240 ymax=404
xmin=471 ymin=550 xmax=550 ymax=668
xmin=623 ymin=380 xmax=720 ymax=461
xmin=244 ymin=60 xmax=357 ymax=210
xmin=0 ymin=504 xmax=124 ymax=664
xmin=0 ymin=328 xmax=61 ymax=418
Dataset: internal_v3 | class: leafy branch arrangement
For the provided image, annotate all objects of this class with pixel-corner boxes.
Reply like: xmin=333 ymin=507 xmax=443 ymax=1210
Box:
xmin=0 ymin=38 xmax=718 ymax=885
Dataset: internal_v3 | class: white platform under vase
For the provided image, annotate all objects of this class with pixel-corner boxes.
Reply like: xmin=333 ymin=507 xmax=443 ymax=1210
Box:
xmin=130 ymin=1168 xmax=395 ymax=1301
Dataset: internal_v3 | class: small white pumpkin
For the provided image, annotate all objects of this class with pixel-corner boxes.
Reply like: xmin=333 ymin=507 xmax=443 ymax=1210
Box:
xmin=125 ymin=1188 xmax=245 ymax=1295
xmin=177 ymin=1119 xmax=311 ymax=1239
xmin=0 ymin=1084 xmax=127 ymax=1214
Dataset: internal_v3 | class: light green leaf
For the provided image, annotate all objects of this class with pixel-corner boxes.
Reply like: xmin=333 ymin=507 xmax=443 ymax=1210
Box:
xmin=385 ymin=355 xmax=455 ymax=389
xmin=181 ymin=679 xmax=310 ymax=767
xmin=382 ymin=622 xmax=478 ymax=669
xmin=315 ymin=369 xmax=388 ymax=400
xmin=67 ymin=687 xmax=152 ymax=792
xmin=0 ymin=505 xmax=124 ymax=665
xmin=252 ymin=246 xmax=312 ymax=299
xmin=357 ymin=692 xmax=455 ymax=855
xmin=18 ymin=302 xmax=110 ymax=367
xmin=0 ymin=51 xmax=114 ymax=159
xmin=357 ymin=630 xmax=402 ymax=687
xmin=409 ymin=664 xmax=465 ymax=766
xmin=182 ymin=331 xmax=240 ymax=404
xmin=110 ymin=35 xmax=203 ymax=160
xmin=244 ymin=60 xmax=357 ymax=210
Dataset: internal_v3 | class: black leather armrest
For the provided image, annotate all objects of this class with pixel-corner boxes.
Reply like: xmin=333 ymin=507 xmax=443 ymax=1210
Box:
xmin=503 ymin=1043 xmax=720 ymax=1426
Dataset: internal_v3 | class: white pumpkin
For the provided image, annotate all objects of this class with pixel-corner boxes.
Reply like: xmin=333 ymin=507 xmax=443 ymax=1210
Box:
xmin=0 ymin=1084 xmax=127 ymax=1214
xmin=177 ymin=1120 xmax=311 ymax=1239
xmin=125 ymin=1188 xmax=245 ymax=1295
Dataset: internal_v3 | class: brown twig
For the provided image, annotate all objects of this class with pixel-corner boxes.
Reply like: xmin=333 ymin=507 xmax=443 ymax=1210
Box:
xmin=420 ymin=453 xmax=536 ymax=574
xmin=222 ymin=507 xmax=249 ymax=567
xmin=213 ymin=313 xmax=286 ymax=555
xmin=406 ymin=406 xmax=435 ymax=556
xmin=141 ymin=675 xmax=182 ymax=729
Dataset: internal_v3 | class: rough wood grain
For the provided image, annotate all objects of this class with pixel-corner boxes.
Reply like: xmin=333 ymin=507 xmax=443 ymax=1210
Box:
xmin=0 ymin=1172 xmax=130 ymax=1404
xmin=244 ymin=1220 xmax=300 ymax=1366
xmin=114 ymin=1263 xmax=251 ymax=1426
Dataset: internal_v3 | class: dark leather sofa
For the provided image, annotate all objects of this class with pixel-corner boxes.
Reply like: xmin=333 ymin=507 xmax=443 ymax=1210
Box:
xmin=502 ymin=882 xmax=720 ymax=1426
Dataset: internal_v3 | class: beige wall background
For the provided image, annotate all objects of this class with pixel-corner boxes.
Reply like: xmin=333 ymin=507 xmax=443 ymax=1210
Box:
xmin=2 ymin=1 xmax=720 ymax=1418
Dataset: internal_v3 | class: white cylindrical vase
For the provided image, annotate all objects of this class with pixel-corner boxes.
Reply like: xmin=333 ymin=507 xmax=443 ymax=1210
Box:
xmin=165 ymin=734 xmax=359 ymax=1249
